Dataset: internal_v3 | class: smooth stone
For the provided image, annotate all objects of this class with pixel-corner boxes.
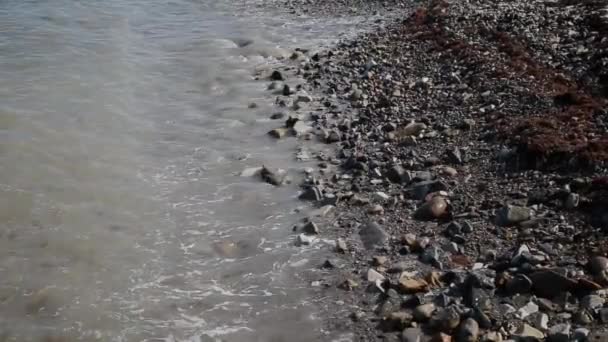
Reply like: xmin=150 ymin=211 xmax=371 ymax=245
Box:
xmin=589 ymin=256 xmax=608 ymax=275
xmin=399 ymin=122 xmax=427 ymax=137
xmin=374 ymin=191 xmax=391 ymax=201
xmin=517 ymin=301 xmax=539 ymax=319
xmin=403 ymin=327 xmax=424 ymax=342
xmin=414 ymin=197 xmax=448 ymax=220
xmin=413 ymin=303 xmax=436 ymax=322
xmin=458 ymin=318 xmax=479 ymax=342
xmin=359 ymin=221 xmax=388 ymax=250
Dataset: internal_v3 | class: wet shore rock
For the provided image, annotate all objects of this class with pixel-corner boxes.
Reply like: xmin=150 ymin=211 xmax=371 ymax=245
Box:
xmin=264 ymin=0 xmax=608 ymax=339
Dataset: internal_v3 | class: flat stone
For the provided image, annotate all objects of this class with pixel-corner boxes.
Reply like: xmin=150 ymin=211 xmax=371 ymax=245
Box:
xmin=359 ymin=221 xmax=388 ymax=250
xmin=399 ymin=276 xmax=429 ymax=294
xmin=240 ymin=166 xmax=263 ymax=177
xmin=517 ymin=301 xmax=539 ymax=319
xmin=367 ymin=268 xmax=386 ymax=283
xmin=528 ymin=270 xmax=577 ymax=298
xmin=581 ymin=295 xmax=605 ymax=310
xmin=513 ymin=324 xmax=544 ymax=340
xmin=496 ymin=205 xmax=531 ymax=226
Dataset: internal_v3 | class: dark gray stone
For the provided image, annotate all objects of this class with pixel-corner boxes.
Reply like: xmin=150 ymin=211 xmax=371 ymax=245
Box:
xmin=359 ymin=221 xmax=388 ymax=250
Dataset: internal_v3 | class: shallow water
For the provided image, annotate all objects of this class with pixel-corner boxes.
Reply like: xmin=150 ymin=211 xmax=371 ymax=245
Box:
xmin=0 ymin=0 xmax=375 ymax=341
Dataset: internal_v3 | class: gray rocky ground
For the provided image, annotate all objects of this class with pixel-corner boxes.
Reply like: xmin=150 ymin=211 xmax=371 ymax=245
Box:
xmin=257 ymin=0 xmax=608 ymax=340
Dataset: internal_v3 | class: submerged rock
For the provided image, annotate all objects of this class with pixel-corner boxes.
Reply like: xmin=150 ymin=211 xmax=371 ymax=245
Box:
xmin=270 ymin=70 xmax=284 ymax=81
xmin=260 ymin=165 xmax=286 ymax=186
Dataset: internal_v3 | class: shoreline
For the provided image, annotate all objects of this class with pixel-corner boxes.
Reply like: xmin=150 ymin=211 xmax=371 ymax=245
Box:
xmin=258 ymin=0 xmax=608 ymax=340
